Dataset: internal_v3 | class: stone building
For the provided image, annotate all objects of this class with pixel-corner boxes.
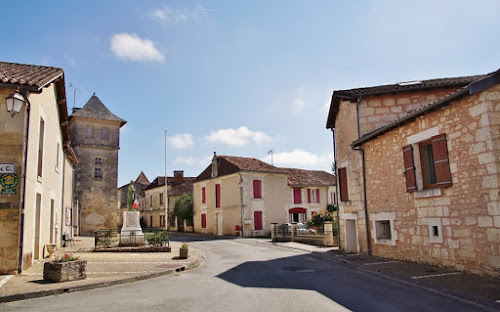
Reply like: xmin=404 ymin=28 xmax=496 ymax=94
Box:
xmin=327 ymin=69 xmax=500 ymax=276
xmin=69 ymin=94 xmax=126 ymax=235
xmin=193 ymin=153 xmax=336 ymax=237
xmin=117 ymin=171 xmax=149 ymax=228
xmin=142 ymin=171 xmax=196 ymax=230
xmin=0 ymin=62 xmax=77 ymax=273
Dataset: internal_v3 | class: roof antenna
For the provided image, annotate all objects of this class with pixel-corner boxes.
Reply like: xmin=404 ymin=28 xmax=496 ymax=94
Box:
xmin=267 ymin=149 xmax=274 ymax=165
xmin=69 ymin=83 xmax=78 ymax=109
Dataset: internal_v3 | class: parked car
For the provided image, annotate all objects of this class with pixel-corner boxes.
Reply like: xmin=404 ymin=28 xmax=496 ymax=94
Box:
xmin=278 ymin=223 xmax=316 ymax=234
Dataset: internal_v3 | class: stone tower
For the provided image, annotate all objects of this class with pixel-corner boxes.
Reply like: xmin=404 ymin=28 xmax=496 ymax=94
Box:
xmin=69 ymin=94 xmax=126 ymax=235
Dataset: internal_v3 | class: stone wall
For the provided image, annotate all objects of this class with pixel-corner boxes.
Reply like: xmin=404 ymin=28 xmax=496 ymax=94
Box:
xmin=362 ymin=84 xmax=500 ymax=276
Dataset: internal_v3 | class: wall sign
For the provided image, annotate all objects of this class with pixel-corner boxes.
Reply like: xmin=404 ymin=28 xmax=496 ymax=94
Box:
xmin=0 ymin=173 xmax=19 ymax=190
xmin=0 ymin=163 xmax=16 ymax=174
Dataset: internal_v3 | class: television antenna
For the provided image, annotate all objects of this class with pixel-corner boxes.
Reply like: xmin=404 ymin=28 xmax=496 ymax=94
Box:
xmin=69 ymin=83 xmax=79 ymax=109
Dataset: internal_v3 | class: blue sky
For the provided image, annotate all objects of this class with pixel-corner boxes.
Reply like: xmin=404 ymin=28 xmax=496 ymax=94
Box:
xmin=2 ymin=1 xmax=499 ymax=187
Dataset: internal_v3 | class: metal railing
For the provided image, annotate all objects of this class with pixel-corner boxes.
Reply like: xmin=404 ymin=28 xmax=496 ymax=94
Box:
xmin=94 ymin=228 xmax=169 ymax=248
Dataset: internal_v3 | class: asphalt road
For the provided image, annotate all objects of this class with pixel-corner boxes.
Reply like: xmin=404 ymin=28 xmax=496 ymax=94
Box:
xmin=0 ymin=235 xmax=495 ymax=312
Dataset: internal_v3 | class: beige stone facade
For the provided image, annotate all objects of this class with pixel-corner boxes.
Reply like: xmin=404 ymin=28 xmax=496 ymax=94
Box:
xmin=327 ymin=70 xmax=500 ymax=276
xmin=193 ymin=154 xmax=335 ymax=237
xmin=0 ymin=62 xmax=77 ymax=273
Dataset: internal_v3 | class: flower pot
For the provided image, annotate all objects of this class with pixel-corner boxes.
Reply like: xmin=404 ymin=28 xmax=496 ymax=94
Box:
xmin=43 ymin=259 xmax=87 ymax=282
xmin=179 ymin=247 xmax=188 ymax=259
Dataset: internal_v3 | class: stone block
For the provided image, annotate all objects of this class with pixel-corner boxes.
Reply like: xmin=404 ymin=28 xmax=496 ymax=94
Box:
xmin=478 ymin=152 xmax=495 ymax=164
xmin=486 ymin=228 xmax=500 ymax=242
xmin=478 ymin=216 xmax=493 ymax=227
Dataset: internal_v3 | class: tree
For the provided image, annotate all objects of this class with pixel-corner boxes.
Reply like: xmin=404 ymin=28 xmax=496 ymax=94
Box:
xmin=174 ymin=193 xmax=193 ymax=224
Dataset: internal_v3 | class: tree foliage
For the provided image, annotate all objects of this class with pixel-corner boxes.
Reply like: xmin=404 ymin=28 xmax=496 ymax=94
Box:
xmin=174 ymin=193 xmax=193 ymax=222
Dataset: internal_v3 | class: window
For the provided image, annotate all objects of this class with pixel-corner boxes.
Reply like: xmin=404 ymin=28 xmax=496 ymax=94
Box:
xmin=253 ymin=180 xmax=262 ymax=198
xmin=293 ymin=188 xmax=302 ymax=204
xmin=308 ymin=189 xmax=321 ymax=203
xmin=254 ymin=211 xmax=263 ymax=230
xmin=95 ymin=157 xmax=102 ymax=165
xmin=375 ymin=220 xmax=391 ymax=240
xmin=403 ymin=133 xmax=451 ymax=192
xmin=101 ymin=127 xmax=109 ymax=140
xmin=160 ymin=193 xmax=164 ymax=205
xmin=201 ymin=213 xmax=207 ymax=228
xmin=215 ymin=184 xmax=221 ymax=208
xmin=94 ymin=167 xmax=102 ymax=178
xmin=55 ymin=143 xmax=60 ymax=170
xmin=150 ymin=216 xmax=153 ymax=227
xmin=202 ymin=187 xmax=206 ymax=204
xmin=149 ymin=195 xmax=153 ymax=207
xmin=338 ymin=167 xmax=349 ymax=201
xmin=86 ymin=126 xmax=94 ymax=138
xmin=37 ymin=118 xmax=45 ymax=177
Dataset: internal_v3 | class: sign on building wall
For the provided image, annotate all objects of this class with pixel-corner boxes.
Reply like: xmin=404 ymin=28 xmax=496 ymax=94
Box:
xmin=0 ymin=172 xmax=18 ymax=195
xmin=0 ymin=163 xmax=16 ymax=174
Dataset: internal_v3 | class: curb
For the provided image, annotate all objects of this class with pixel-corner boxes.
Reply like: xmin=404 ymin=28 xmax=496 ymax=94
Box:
xmin=0 ymin=249 xmax=206 ymax=304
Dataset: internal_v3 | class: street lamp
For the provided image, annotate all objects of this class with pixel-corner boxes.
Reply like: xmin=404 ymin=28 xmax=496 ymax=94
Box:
xmin=5 ymin=90 xmax=25 ymax=117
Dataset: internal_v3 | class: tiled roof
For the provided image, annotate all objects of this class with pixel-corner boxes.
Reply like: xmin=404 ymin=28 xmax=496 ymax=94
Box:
xmin=326 ymin=73 xmax=484 ymax=129
xmin=196 ymin=155 xmax=287 ymax=181
xmin=285 ymin=168 xmax=336 ymax=187
xmin=196 ymin=154 xmax=335 ymax=187
xmin=135 ymin=171 xmax=150 ymax=186
xmin=351 ymin=68 xmax=500 ymax=147
xmin=0 ymin=62 xmax=63 ymax=89
xmin=144 ymin=176 xmax=196 ymax=197
xmin=71 ymin=94 xmax=126 ymax=126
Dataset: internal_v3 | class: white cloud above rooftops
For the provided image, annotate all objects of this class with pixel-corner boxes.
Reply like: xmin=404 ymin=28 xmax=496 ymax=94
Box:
xmin=110 ymin=33 xmax=164 ymax=62
xmin=205 ymin=126 xmax=272 ymax=147
xmin=263 ymin=149 xmax=333 ymax=170
xmin=168 ymin=133 xmax=194 ymax=149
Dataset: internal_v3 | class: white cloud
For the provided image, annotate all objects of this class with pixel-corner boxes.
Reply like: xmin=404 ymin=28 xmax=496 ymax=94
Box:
xmin=168 ymin=133 xmax=194 ymax=149
xmin=173 ymin=156 xmax=211 ymax=166
xmin=110 ymin=33 xmax=164 ymax=62
xmin=205 ymin=126 xmax=272 ymax=147
xmin=263 ymin=149 xmax=333 ymax=169
xmin=292 ymin=97 xmax=311 ymax=112
xmin=150 ymin=5 xmax=212 ymax=23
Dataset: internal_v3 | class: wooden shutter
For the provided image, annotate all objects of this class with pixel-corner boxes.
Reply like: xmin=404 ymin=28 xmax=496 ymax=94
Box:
xmin=215 ymin=184 xmax=221 ymax=207
xmin=254 ymin=211 xmax=263 ymax=230
xmin=201 ymin=213 xmax=206 ymax=228
xmin=202 ymin=187 xmax=206 ymax=203
xmin=338 ymin=167 xmax=349 ymax=201
xmin=403 ymin=145 xmax=417 ymax=192
xmin=253 ymin=180 xmax=262 ymax=198
xmin=431 ymin=133 xmax=452 ymax=188
xmin=293 ymin=188 xmax=302 ymax=204
xmin=316 ymin=189 xmax=320 ymax=203
xmin=307 ymin=189 xmax=311 ymax=203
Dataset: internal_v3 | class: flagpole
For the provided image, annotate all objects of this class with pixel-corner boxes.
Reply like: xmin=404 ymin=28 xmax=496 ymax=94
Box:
xmin=165 ymin=130 xmax=169 ymax=231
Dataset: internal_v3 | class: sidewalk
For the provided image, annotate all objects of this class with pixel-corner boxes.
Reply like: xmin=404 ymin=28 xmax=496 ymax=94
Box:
xmin=268 ymin=241 xmax=500 ymax=310
xmin=0 ymin=237 xmax=205 ymax=303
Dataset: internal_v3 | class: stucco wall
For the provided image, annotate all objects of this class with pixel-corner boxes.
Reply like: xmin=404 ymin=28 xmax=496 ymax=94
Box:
xmin=362 ymin=84 xmax=500 ymax=276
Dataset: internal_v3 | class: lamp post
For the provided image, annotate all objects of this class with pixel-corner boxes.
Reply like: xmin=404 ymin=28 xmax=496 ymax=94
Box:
xmin=5 ymin=88 xmax=28 ymax=273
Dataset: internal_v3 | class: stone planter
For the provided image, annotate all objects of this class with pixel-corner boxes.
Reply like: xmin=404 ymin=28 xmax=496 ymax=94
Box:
xmin=179 ymin=247 xmax=188 ymax=259
xmin=43 ymin=259 xmax=87 ymax=282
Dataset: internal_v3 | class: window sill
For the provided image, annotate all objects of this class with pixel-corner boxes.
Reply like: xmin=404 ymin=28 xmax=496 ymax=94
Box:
xmin=414 ymin=188 xmax=442 ymax=199
xmin=54 ymin=166 xmax=60 ymax=174
xmin=37 ymin=175 xmax=43 ymax=183
xmin=374 ymin=238 xmax=396 ymax=246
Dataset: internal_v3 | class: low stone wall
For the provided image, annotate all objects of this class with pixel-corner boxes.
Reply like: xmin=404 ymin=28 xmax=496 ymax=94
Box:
xmin=271 ymin=222 xmax=338 ymax=247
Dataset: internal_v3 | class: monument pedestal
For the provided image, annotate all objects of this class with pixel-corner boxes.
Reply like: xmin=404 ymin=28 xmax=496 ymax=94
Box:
xmin=121 ymin=211 xmax=144 ymax=246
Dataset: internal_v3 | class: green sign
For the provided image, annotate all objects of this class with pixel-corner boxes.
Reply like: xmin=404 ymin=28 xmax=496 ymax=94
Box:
xmin=1 ymin=189 xmax=15 ymax=195
xmin=0 ymin=173 xmax=18 ymax=189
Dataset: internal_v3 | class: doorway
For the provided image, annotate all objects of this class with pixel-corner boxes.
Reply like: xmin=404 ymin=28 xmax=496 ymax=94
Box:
xmin=34 ymin=194 xmax=42 ymax=259
xmin=216 ymin=213 xmax=223 ymax=236
xmin=345 ymin=219 xmax=357 ymax=253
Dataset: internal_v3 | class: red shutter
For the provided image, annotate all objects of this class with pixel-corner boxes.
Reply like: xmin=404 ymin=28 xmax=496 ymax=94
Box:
xmin=338 ymin=167 xmax=349 ymax=201
xmin=215 ymin=184 xmax=221 ymax=207
xmin=403 ymin=145 xmax=417 ymax=192
xmin=254 ymin=211 xmax=263 ymax=230
xmin=202 ymin=187 xmax=206 ymax=203
xmin=307 ymin=189 xmax=311 ymax=203
xmin=253 ymin=180 xmax=262 ymax=198
xmin=311 ymin=211 xmax=317 ymax=217
xmin=432 ymin=133 xmax=452 ymax=188
xmin=293 ymin=188 xmax=302 ymax=204
xmin=201 ymin=213 xmax=206 ymax=228
xmin=316 ymin=189 xmax=320 ymax=203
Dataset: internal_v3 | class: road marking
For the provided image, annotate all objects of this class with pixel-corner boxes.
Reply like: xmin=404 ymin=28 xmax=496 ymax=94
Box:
xmin=363 ymin=261 xmax=401 ymax=266
xmin=411 ymin=272 xmax=462 ymax=279
xmin=0 ymin=275 xmax=13 ymax=289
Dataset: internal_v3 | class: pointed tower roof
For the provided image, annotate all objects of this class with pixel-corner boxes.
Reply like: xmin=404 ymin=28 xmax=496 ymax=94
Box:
xmin=71 ymin=93 xmax=126 ymax=127
xmin=135 ymin=171 xmax=150 ymax=186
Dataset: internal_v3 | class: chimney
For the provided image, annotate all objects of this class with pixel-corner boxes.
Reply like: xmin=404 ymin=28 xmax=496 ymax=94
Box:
xmin=174 ymin=170 xmax=184 ymax=184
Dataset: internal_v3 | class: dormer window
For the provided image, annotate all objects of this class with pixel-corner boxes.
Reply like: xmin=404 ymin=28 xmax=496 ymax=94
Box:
xmin=211 ymin=152 xmax=218 ymax=178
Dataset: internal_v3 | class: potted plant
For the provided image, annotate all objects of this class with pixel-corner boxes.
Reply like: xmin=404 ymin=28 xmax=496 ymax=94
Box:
xmin=43 ymin=254 xmax=87 ymax=282
xmin=179 ymin=242 xmax=188 ymax=259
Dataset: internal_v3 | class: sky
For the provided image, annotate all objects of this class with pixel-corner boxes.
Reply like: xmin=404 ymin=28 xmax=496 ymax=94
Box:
xmin=1 ymin=1 xmax=499 ymax=187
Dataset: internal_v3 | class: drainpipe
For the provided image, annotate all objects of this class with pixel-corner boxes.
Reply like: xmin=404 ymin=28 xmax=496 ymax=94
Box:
xmin=331 ymin=128 xmax=341 ymax=250
xmin=17 ymin=88 xmax=31 ymax=273
xmin=355 ymin=96 xmax=371 ymax=256
xmin=239 ymin=174 xmax=244 ymax=237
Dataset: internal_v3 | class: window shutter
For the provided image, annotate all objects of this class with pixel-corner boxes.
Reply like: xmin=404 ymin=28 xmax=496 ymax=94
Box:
xmin=253 ymin=180 xmax=262 ymax=198
xmin=338 ymin=167 xmax=349 ymax=201
xmin=293 ymin=188 xmax=302 ymax=204
xmin=316 ymin=189 xmax=320 ymax=203
xmin=202 ymin=187 xmax=206 ymax=203
xmin=201 ymin=213 xmax=206 ymax=228
xmin=215 ymin=184 xmax=221 ymax=207
xmin=403 ymin=145 xmax=417 ymax=192
xmin=431 ymin=133 xmax=452 ymax=188
xmin=254 ymin=211 xmax=263 ymax=230
xmin=307 ymin=189 xmax=311 ymax=203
